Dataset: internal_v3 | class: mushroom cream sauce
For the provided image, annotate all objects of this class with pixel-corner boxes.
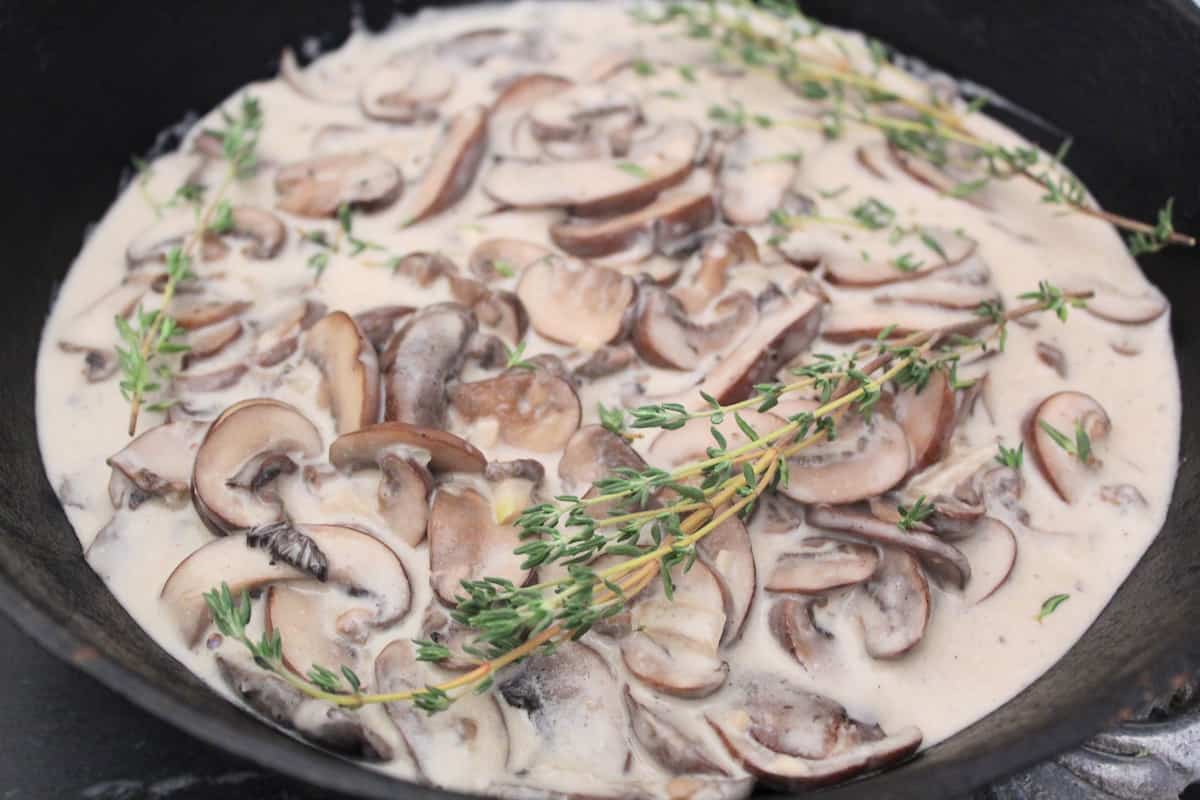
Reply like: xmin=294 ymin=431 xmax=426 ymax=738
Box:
xmin=36 ymin=1 xmax=1179 ymax=797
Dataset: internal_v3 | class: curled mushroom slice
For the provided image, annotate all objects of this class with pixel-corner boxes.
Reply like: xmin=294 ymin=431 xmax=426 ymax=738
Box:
xmin=491 ymin=73 xmax=573 ymax=115
xmin=625 ymin=687 xmax=728 ymax=776
xmin=353 ymin=305 xmax=416 ymax=352
xmin=469 ymin=237 xmax=552 ymax=282
xmin=253 ymin=299 xmax=327 ymax=368
xmin=765 ymin=538 xmax=880 ymax=594
xmin=824 ymin=227 xmax=977 ymax=287
xmin=754 ymin=491 xmax=808 ymax=534
xmin=428 ymin=483 xmax=532 ymax=605
xmin=171 ymin=296 xmax=251 ymax=330
xmin=438 ymin=27 xmax=549 ymax=65
xmin=182 ymin=318 xmax=242 ymax=368
xmin=572 ymin=343 xmax=637 ymax=381
xmin=191 ymin=399 xmax=322 ymax=534
xmin=278 ymin=47 xmax=363 ymax=106
xmin=126 ymin=214 xmax=224 ymax=267
xmin=276 ymin=153 xmax=403 ymax=219
xmin=225 ymin=206 xmax=287 ymax=259
xmin=216 ymin=654 xmax=391 ymax=760
xmin=359 ymin=51 xmax=456 ymax=123
xmin=552 ymin=192 xmax=715 ymax=261
xmin=517 ymin=258 xmax=634 ymax=349
xmin=1066 ymin=277 xmax=1169 ymax=324
xmin=706 ymin=674 xmax=922 ymax=789
xmin=173 ymin=363 xmax=248 ymax=394
xmin=957 ymin=517 xmax=1018 ymax=604
xmin=381 ymin=304 xmax=477 ymax=428
xmin=893 ymin=367 xmax=956 ymax=472
xmin=303 ymin=311 xmax=381 ymax=435
xmin=107 ymin=420 xmax=207 ymax=510
xmin=1035 ymin=341 xmax=1068 ymax=378
xmin=375 ymin=640 xmax=508 ymax=784
xmin=451 ymin=367 xmax=581 ymax=452
xmin=672 ymin=229 xmax=759 ymax=314
xmin=779 ymin=411 xmax=911 ymax=506
xmin=1100 ymin=483 xmax=1148 ymax=510
xmin=874 ymin=280 xmax=999 ymax=311
xmin=718 ymin=130 xmax=798 ymax=225
xmin=697 ymin=517 xmax=756 ymax=644
xmin=633 ymin=288 xmax=757 ymax=370
xmin=622 ymin=560 xmax=729 ymax=698
xmin=330 ymin=421 xmax=487 ymax=475
xmin=769 ymin=597 xmax=835 ymax=671
xmin=529 ymin=84 xmax=639 ymax=141
xmin=807 ymin=504 xmax=970 ymax=589
xmin=162 ymin=522 xmax=411 ymax=647
xmin=265 ymin=584 xmax=360 ymax=677
xmin=558 ymin=424 xmax=645 ymax=493
xmin=853 ymin=547 xmax=931 ymax=658
xmin=1026 ymin=390 xmax=1111 ymax=504
xmin=400 ymin=105 xmax=488 ymax=225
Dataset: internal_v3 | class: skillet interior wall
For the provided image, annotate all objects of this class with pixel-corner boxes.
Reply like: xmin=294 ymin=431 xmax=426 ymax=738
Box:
xmin=0 ymin=2 xmax=1197 ymax=798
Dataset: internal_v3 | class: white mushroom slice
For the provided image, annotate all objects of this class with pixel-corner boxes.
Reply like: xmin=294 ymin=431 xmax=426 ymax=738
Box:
xmin=469 ymin=237 xmax=553 ymax=282
xmin=718 ymin=130 xmax=798 ymax=225
xmin=428 ymin=484 xmax=531 ymax=605
xmin=1063 ymin=276 xmax=1169 ymax=324
xmin=893 ymin=367 xmax=956 ymax=472
xmin=765 ymin=538 xmax=880 ymax=594
xmin=329 ymin=421 xmax=487 ymax=475
xmin=491 ymin=73 xmax=573 ymax=114
xmin=483 ymin=120 xmax=700 ymax=217
xmin=107 ymin=420 xmax=207 ymax=509
xmin=768 ymin=597 xmax=835 ymax=671
xmin=633 ymin=288 xmax=757 ymax=370
xmin=172 ymin=297 xmax=251 ymax=330
xmin=191 ymin=399 xmax=322 ymax=534
xmin=278 ymin=47 xmax=363 ymax=106
xmin=1027 ymin=390 xmax=1111 ymax=504
xmin=375 ymin=640 xmax=509 ymax=783
xmin=303 ymin=311 xmax=381 ymax=435
xmin=391 ymin=250 xmax=459 ymax=287
xmin=853 ymin=547 xmax=931 ymax=658
xmin=275 ymin=153 xmax=403 ymax=219
xmin=807 ymin=504 xmax=970 ymax=589
xmin=673 ymin=229 xmax=759 ymax=314
xmin=400 ymin=105 xmax=489 ymax=225
xmin=779 ymin=411 xmax=911 ymax=506
xmin=552 ymin=192 xmax=714 ymax=260
xmin=451 ymin=367 xmax=581 ymax=452
xmin=625 ymin=687 xmax=728 ymax=776
xmin=161 ymin=522 xmax=411 ymax=647
xmin=697 ymin=517 xmax=756 ymax=644
xmin=381 ymin=304 xmax=477 ymax=428
xmin=706 ymin=674 xmax=922 ymax=789
xmin=622 ymin=560 xmax=729 ymax=698
xmin=359 ymin=51 xmax=456 ymax=123
xmin=872 ymin=140 xmax=991 ymax=209
xmin=957 ymin=517 xmax=1018 ymax=604
xmin=265 ymin=584 xmax=359 ymax=677
xmin=517 ymin=258 xmax=635 ymax=349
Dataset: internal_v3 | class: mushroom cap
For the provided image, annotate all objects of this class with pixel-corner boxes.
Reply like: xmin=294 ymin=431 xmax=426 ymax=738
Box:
xmin=490 ymin=72 xmax=574 ymax=115
xmin=303 ymin=311 xmax=382 ymax=435
xmin=1026 ymin=390 xmax=1111 ymax=503
xmin=451 ymin=367 xmax=582 ymax=453
xmin=427 ymin=484 xmax=531 ymax=605
xmin=329 ymin=421 xmax=486 ymax=474
xmin=400 ymin=104 xmax=489 ymax=225
xmin=516 ymin=258 xmax=635 ymax=349
xmin=768 ymin=596 xmax=836 ymax=671
xmin=191 ymin=398 xmax=322 ymax=534
xmin=765 ymin=538 xmax=880 ymax=594
xmin=275 ymin=153 xmax=403 ymax=218
xmin=381 ymin=303 xmax=477 ymax=428
xmin=107 ymin=420 xmax=207 ymax=509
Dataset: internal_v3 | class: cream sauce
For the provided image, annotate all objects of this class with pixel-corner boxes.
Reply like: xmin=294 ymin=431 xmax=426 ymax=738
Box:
xmin=36 ymin=2 xmax=1179 ymax=797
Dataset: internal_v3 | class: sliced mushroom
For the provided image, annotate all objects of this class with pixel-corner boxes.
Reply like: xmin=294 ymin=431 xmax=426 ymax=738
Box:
xmin=1026 ymin=390 xmax=1110 ymax=503
xmin=278 ymin=47 xmax=363 ymax=106
xmin=649 ymin=410 xmax=783 ymax=473
xmin=852 ymin=547 xmax=931 ymax=658
xmin=1066 ymin=277 xmax=1169 ymax=324
xmin=172 ymin=297 xmax=251 ymax=330
xmin=955 ymin=463 xmax=1026 ymax=521
xmin=107 ymin=420 xmax=207 ymax=509
xmin=807 ymin=504 xmax=970 ymax=589
xmin=417 ymin=604 xmax=479 ymax=671
xmin=572 ymin=343 xmax=637 ymax=381
xmin=1100 ymin=483 xmax=1148 ymax=510
xmin=451 ymin=366 xmax=581 ymax=452
xmin=375 ymin=639 xmax=509 ymax=784
xmin=753 ymin=491 xmax=808 ymax=534
xmin=353 ymin=305 xmax=416 ymax=352
xmin=265 ymin=584 xmax=359 ymax=677
xmin=893 ymin=367 xmax=956 ymax=472
xmin=529 ymin=84 xmax=639 ymax=140
xmin=428 ymin=483 xmax=532 ymax=605
xmin=469 ymin=237 xmax=552 ymax=282
xmin=558 ymin=424 xmax=646 ymax=492
xmin=58 ymin=341 xmax=119 ymax=382
xmin=191 ymin=399 xmax=322 ymax=534
xmin=303 ymin=311 xmax=381 ymax=434
xmin=874 ymin=280 xmax=999 ymax=311
xmin=622 ymin=560 xmax=729 ymax=698
xmin=172 ymin=363 xmax=248 ymax=394
xmin=697 ymin=517 xmax=756 ymax=644
xmin=517 ymin=258 xmax=635 ymax=349
xmin=765 ymin=538 xmax=879 ymax=594
xmin=779 ymin=411 xmax=911 ymax=506
xmin=633 ymin=287 xmax=757 ymax=370
xmin=625 ymin=687 xmax=728 ymax=776
xmin=275 ymin=153 xmax=403 ymax=218
xmin=162 ymin=522 xmax=410 ymax=646
xmin=359 ymin=51 xmax=456 ymax=123
xmin=706 ymin=673 xmax=922 ymax=789
xmin=125 ymin=214 xmax=227 ymax=267
xmin=824 ymin=227 xmax=977 ymax=287
xmin=882 ymin=140 xmax=991 ymax=209
xmin=381 ymin=304 xmax=477 ymax=428
xmin=226 ymin=206 xmax=287 ymax=259
xmin=329 ymin=421 xmax=487 ymax=475
xmin=391 ymin=250 xmax=459 ymax=287
xmin=672 ymin=229 xmax=759 ymax=314
xmin=438 ymin=27 xmax=549 ymax=65
xmin=254 ymin=299 xmax=327 ymax=368
xmin=400 ymin=105 xmax=489 ymax=225
xmin=491 ymin=73 xmax=573 ymax=115
xmin=1035 ymin=341 xmax=1068 ymax=378
xmin=768 ymin=597 xmax=835 ymax=671
xmin=957 ymin=517 xmax=1018 ymax=604
xmin=551 ymin=192 xmax=715 ymax=260
xmin=182 ymin=318 xmax=243 ymax=368
xmin=718 ymin=130 xmax=798 ymax=225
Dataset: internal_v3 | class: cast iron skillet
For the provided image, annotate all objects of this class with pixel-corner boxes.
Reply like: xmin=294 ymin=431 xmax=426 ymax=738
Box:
xmin=2 ymin=2 xmax=1198 ymax=797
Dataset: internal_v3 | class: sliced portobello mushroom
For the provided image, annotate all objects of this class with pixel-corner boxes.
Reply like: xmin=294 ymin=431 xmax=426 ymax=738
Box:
xmin=275 ymin=153 xmax=403 ymax=219
xmin=852 ymin=547 xmax=931 ymax=658
xmin=428 ymin=483 xmax=532 ymax=605
xmin=191 ymin=399 xmax=322 ymax=534
xmin=303 ymin=311 xmax=381 ymax=435
xmin=107 ymin=420 xmax=208 ymax=510
xmin=1026 ymin=390 xmax=1110 ymax=504
xmin=381 ymin=303 xmax=477 ymax=428
xmin=718 ymin=130 xmax=799 ymax=225
xmin=768 ymin=596 xmax=836 ymax=671
xmin=779 ymin=411 xmax=912 ymax=506
xmin=469 ymin=237 xmax=553 ymax=282
xmin=893 ymin=367 xmax=957 ymax=472
xmin=957 ymin=517 xmax=1018 ymax=604
xmin=516 ymin=258 xmax=635 ymax=349
xmin=451 ymin=366 xmax=581 ymax=452
xmin=633 ymin=287 xmax=757 ymax=370
xmin=359 ymin=50 xmax=456 ymax=123
xmin=625 ymin=687 xmax=728 ymax=776
xmin=550 ymin=192 xmax=715 ymax=260
xmin=162 ymin=522 xmax=411 ymax=647
xmin=400 ymin=104 xmax=489 ymax=225
xmin=765 ymin=538 xmax=880 ymax=594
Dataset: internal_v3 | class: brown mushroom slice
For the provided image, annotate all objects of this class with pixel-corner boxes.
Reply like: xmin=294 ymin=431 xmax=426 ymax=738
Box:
xmin=551 ymin=192 xmax=715 ymax=261
xmin=226 ymin=206 xmax=287 ymax=259
xmin=483 ymin=120 xmax=699 ymax=216
xmin=874 ymin=280 xmax=999 ymax=311
xmin=754 ymin=491 xmax=808 ymax=534
xmin=107 ymin=420 xmax=207 ymax=509
xmin=438 ymin=27 xmax=549 ymax=65
xmin=172 ymin=297 xmax=251 ymax=330
xmin=253 ymin=299 xmax=327 ymax=368
xmin=58 ymin=341 xmax=119 ymax=382
xmin=428 ymin=484 xmax=531 ymax=605
xmin=182 ymin=318 xmax=242 ymax=368
xmin=718 ymin=131 xmax=798 ymax=225
xmin=625 ymin=687 xmax=728 ymax=776
xmin=161 ymin=522 xmax=411 ymax=647
xmin=633 ymin=288 xmax=757 ymax=370
xmin=559 ymin=425 xmax=646 ymax=492
xmin=302 ymin=311 xmax=381 ymax=435
xmin=400 ymin=105 xmax=489 ymax=225
xmin=825 ymin=227 xmax=977 ymax=287
xmin=491 ymin=72 xmax=574 ymax=114
xmin=173 ymin=365 xmax=247 ymax=399
xmin=216 ymin=654 xmax=390 ymax=761
xmin=469 ymin=237 xmax=552 ymax=282
xmin=265 ymin=584 xmax=359 ymax=677
xmin=697 ymin=517 xmax=756 ymax=644
xmin=1035 ymin=341 xmax=1068 ymax=378
xmin=417 ymin=604 xmax=479 ymax=672
xmin=359 ymin=51 xmax=456 ymax=123
xmin=648 ymin=410 xmax=783 ymax=472
xmin=768 ymin=597 xmax=835 ymax=671
xmin=126 ymin=214 xmax=219 ymax=267
xmin=471 ymin=288 xmax=528 ymax=344
xmin=275 ymin=153 xmax=403 ymax=219
xmin=516 ymin=258 xmax=634 ymax=348
xmin=381 ymin=304 xmax=477 ymax=428
xmin=353 ymin=305 xmax=416 ymax=352
xmin=191 ymin=399 xmax=322 ymax=534
xmin=1026 ymin=390 xmax=1111 ymax=504
xmin=807 ymin=504 xmax=970 ymax=589
xmin=451 ymin=367 xmax=581 ymax=452
xmin=885 ymin=141 xmax=990 ymax=208
xmin=278 ymin=47 xmax=362 ymax=106
xmin=957 ymin=517 xmax=1018 ymax=605
xmin=853 ymin=547 xmax=931 ymax=658
xmin=375 ymin=639 xmax=508 ymax=784
xmin=329 ymin=421 xmax=486 ymax=475
xmin=622 ymin=560 xmax=728 ymax=698
xmin=673 ymin=229 xmax=759 ymax=314
xmin=706 ymin=674 xmax=922 ymax=789
xmin=765 ymin=538 xmax=880 ymax=594
xmin=779 ymin=412 xmax=911 ymax=506
xmin=1064 ymin=277 xmax=1169 ymax=324
xmin=572 ymin=343 xmax=637 ymax=381
xmin=893 ymin=367 xmax=956 ymax=472
xmin=528 ymin=84 xmax=639 ymax=140
xmin=1100 ymin=483 xmax=1148 ymax=510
